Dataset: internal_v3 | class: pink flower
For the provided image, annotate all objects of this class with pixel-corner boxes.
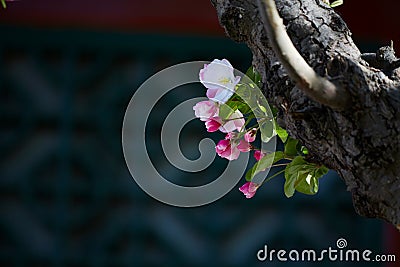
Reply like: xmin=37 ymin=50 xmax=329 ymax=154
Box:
xmin=254 ymin=150 xmax=266 ymax=161
xmin=239 ymin=182 xmax=259 ymax=198
xmin=193 ymin=100 xmax=218 ymax=121
xmin=215 ymin=138 xmax=250 ymax=160
xmin=215 ymin=139 xmax=240 ymax=160
xmin=199 ymin=59 xmax=241 ymax=104
xmin=205 ymin=118 xmax=222 ymax=132
xmin=237 ymin=140 xmax=251 ymax=152
xmin=225 ymin=132 xmax=235 ymax=140
xmin=218 ymin=110 xmax=245 ymax=133
xmin=244 ymin=128 xmax=257 ymax=143
xmin=193 ymin=101 xmax=244 ymax=134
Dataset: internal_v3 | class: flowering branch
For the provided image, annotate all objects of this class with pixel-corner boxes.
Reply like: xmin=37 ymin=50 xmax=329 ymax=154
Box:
xmin=257 ymin=0 xmax=350 ymax=110
xmin=194 ymin=59 xmax=329 ymax=199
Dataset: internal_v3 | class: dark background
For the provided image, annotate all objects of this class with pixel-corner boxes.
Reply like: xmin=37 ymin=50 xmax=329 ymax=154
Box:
xmin=1 ymin=1 xmax=399 ymax=267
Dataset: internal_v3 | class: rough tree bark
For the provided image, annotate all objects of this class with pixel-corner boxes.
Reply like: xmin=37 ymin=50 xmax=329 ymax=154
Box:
xmin=211 ymin=0 xmax=400 ymax=228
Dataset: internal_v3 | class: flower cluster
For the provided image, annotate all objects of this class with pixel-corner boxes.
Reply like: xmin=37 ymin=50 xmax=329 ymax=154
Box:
xmin=193 ymin=59 xmax=266 ymax=198
xmin=193 ymin=59 xmax=329 ymax=200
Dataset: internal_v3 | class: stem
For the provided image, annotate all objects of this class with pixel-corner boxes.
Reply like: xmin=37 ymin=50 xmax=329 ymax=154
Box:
xmin=261 ymin=169 xmax=285 ymax=185
xmin=271 ymin=163 xmax=288 ymax=168
xmin=222 ymin=116 xmax=245 ymax=122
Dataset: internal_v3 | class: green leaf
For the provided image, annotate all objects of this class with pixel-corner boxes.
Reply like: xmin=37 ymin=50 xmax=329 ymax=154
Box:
xmin=301 ymin=146 xmax=309 ymax=155
xmin=284 ymin=137 xmax=299 ymax=157
xmin=245 ymin=151 xmax=284 ymax=181
xmin=219 ymin=99 xmax=252 ymax=120
xmin=283 ymin=156 xmax=329 ymax=197
xmin=258 ymin=104 xmax=267 ymax=114
xmin=295 ymin=171 xmax=319 ymax=195
xmin=236 ymin=102 xmax=251 ymax=115
xmin=259 ymin=119 xmax=274 ymax=143
xmin=245 ymin=66 xmax=262 ymax=87
xmin=1 ymin=0 xmax=6 ymax=9
xmin=235 ymin=84 xmax=252 ymax=101
xmin=219 ymin=103 xmax=235 ymax=120
xmin=274 ymin=121 xmax=288 ymax=143
xmin=315 ymin=165 xmax=329 ymax=177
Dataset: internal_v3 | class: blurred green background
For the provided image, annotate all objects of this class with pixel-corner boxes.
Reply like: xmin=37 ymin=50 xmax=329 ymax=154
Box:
xmin=0 ymin=1 xmax=399 ymax=267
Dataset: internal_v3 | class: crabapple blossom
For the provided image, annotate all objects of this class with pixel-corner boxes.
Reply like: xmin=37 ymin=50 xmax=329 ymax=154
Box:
xmin=239 ymin=182 xmax=259 ymax=198
xmin=237 ymin=140 xmax=251 ymax=152
xmin=254 ymin=150 xmax=266 ymax=161
xmin=244 ymin=128 xmax=257 ymax=143
xmin=199 ymin=59 xmax=240 ymax=104
xmin=193 ymin=100 xmax=218 ymax=121
xmin=218 ymin=109 xmax=245 ymax=133
xmin=215 ymin=139 xmax=241 ymax=160
xmin=215 ymin=137 xmax=250 ymax=160
xmin=225 ymin=132 xmax=235 ymax=140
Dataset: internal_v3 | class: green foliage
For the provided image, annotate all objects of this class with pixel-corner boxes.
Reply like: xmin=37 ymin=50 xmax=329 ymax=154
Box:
xmin=301 ymin=146 xmax=309 ymax=155
xmin=274 ymin=121 xmax=288 ymax=143
xmin=219 ymin=100 xmax=251 ymax=120
xmin=243 ymin=66 xmax=329 ymax=197
xmin=245 ymin=66 xmax=262 ymax=87
xmin=284 ymin=156 xmax=329 ymax=197
xmin=219 ymin=103 xmax=235 ymax=120
xmin=1 ymin=0 xmax=6 ymax=9
xmin=245 ymin=151 xmax=284 ymax=181
xmin=259 ymin=119 xmax=274 ymax=142
xmin=284 ymin=137 xmax=299 ymax=157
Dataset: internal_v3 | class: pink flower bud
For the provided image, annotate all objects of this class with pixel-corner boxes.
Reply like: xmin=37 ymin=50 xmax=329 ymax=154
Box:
xmin=254 ymin=150 xmax=266 ymax=161
xmin=237 ymin=139 xmax=251 ymax=152
xmin=244 ymin=128 xmax=257 ymax=143
xmin=225 ymin=132 xmax=235 ymax=140
xmin=239 ymin=182 xmax=259 ymax=198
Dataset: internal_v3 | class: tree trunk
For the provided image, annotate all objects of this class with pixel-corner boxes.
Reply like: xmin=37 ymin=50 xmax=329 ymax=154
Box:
xmin=211 ymin=0 xmax=400 ymax=228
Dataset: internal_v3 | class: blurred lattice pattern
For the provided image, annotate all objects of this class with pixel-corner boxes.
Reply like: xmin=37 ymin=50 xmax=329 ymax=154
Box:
xmin=0 ymin=26 xmax=385 ymax=267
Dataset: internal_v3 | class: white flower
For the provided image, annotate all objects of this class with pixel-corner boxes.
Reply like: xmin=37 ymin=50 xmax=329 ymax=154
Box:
xmin=199 ymin=59 xmax=240 ymax=104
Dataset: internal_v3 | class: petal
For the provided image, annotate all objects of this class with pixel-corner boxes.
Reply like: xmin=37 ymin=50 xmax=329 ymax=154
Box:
xmin=239 ymin=182 xmax=251 ymax=193
xmin=254 ymin=150 xmax=264 ymax=161
xmin=244 ymin=128 xmax=257 ymax=143
xmin=225 ymin=132 xmax=234 ymax=140
xmin=212 ymin=87 xmax=234 ymax=104
xmin=237 ymin=140 xmax=251 ymax=152
xmin=248 ymin=182 xmax=259 ymax=193
xmin=226 ymin=147 xmax=240 ymax=160
xmin=206 ymin=119 xmax=222 ymax=132
xmin=234 ymin=75 xmax=241 ymax=85
xmin=193 ymin=100 xmax=218 ymax=121
xmin=206 ymin=88 xmax=219 ymax=100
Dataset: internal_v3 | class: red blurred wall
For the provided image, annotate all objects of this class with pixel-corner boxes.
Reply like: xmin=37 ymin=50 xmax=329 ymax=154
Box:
xmin=0 ymin=0 xmax=399 ymax=51
xmin=0 ymin=0 xmax=224 ymax=35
